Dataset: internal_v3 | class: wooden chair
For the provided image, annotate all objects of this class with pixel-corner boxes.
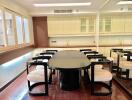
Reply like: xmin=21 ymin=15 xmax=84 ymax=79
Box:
xmin=88 ymin=61 xmax=112 ymax=96
xmin=45 ymin=50 xmax=58 ymax=74
xmin=27 ymin=61 xmax=50 ymax=96
xmin=32 ymin=54 xmax=54 ymax=83
xmin=117 ymin=53 xmax=132 ymax=79
xmin=108 ymin=48 xmax=123 ymax=73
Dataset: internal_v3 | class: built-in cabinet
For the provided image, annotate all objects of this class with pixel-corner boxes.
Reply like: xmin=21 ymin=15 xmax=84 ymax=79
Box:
xmin=47 ymin=14 xmax=132 ymax=47
xmin=48 ymin=16 xmax=96 ymax=36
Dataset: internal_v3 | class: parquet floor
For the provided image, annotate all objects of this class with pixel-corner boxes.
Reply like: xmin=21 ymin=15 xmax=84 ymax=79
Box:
xmin=0 ymin=69 xmax=131 ymax=100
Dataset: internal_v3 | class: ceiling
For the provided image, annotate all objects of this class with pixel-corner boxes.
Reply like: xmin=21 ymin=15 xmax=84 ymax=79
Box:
xmin=12 ymin=0 xmax=132 ymax=16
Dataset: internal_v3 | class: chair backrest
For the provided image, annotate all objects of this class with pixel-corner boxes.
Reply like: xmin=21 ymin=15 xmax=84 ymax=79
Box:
xmin=119 ymin=53 xmax=132 ymax=70
xmin=26 ymin=61 xmax=48 ymax=74
xmin=84 ymin=51 xmax=98 ymax=55
xmin=80 ymin=49 xmax=92 ymax=52
xmin=32 ymin=55 xmax=51 ymax=61
xmin=90 ymin=61 xmax=112 ymax=81
xmin=46 ymin=50 xmax=58 ymax=53
xmin=87 ymin=54 xmax=104 ymax=59
xmin=110 ymin=50 xmax=120 ymax=66
xmin=110 ymin=48 xmax=123 ymax=57
xmin=40 ymin=52 xmax=55 ymax=55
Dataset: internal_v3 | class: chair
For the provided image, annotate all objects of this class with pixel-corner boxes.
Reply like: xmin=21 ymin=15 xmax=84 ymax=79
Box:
xmin=84 ymin=53 xmax=105 ymax=78
xmin=27 ymin=61 xmax=50 ymax=96
xmin=117 ymin=53 xmax=132 ymax=79
xmin=45 ymin=50 xmax=58 ymax=74
xmin=32 ymin=54 xmax=53 ymax=83
xmin=88 ymin=61 xmax=112 ymax=96
xmin=110 ymin=48 xmax=123 ymax=57
xmin=108 ymin=48 xmax=122 ymax=73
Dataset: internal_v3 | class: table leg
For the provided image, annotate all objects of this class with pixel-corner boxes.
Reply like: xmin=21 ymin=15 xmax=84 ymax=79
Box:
xmin=59 ymin=69 xmax=80 ymax=91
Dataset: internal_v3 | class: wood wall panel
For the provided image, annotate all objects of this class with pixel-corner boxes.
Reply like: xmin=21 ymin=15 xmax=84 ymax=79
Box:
xmin=0 ymin=45 xmax=34 ymax=64
xmin=33 ymin=17 xmax=49 ymax=47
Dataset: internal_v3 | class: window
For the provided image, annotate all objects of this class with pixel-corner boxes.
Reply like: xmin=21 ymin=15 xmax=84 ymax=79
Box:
xmin=5 ymin=11 xmax=15 ymax=46
xmin=80 ymin=17 xmax=95 ymax=33
xmin=99 ymin=17 xmax=111 ymax=32
xmin=23 ymin=18 xmax=30 ymax=43
xmin=80 ymin=18 xmax=86 ymax=32
xmin=0 ymin=10 xmax=4 ymax=47
xmin=99 ymin=18 xmax=103 ymax=32
xmin=15 ymin=15 xmax=23 ymax=44
xmin=89 ymin=18 xmax=95 ymax=32
xmin=105 ymin=17 xmax=111 ymax=32
xmin=0 ymin=8 xmax=32 ymax=53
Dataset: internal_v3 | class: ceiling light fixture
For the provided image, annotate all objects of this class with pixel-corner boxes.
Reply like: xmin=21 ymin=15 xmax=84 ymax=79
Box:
xmin=117 ymin=1 xmax=132 ymax=5
xmin=33 ymin=2 xmax=91 ymax=7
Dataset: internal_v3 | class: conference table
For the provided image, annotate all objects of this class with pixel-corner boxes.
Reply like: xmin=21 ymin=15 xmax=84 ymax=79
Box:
xmin=49 ymin=50 xmax=90 ymax=90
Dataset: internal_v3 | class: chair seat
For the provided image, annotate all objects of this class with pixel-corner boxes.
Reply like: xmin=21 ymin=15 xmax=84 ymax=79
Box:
xmin=119 ymin=60 xmax=132 ymax=70
xmin=27 ymin=69 xmax=51 ymax=82
xmin=36 ymin=65 xmax=49 ymax=70
xmin=95 ymin=65 xmax=103 ymax=69
xmin=107 ymin=57 xmax=114 ymax=61
xmin=41 ymin=54 xmax=53 ymax=57
xmin=90 ymin=59 xmax=103 ymax=69
xmin=34 ymin=59 xmax=48 ymax=63
xmin=107 ymin=57 xmax=117 ymax=64
xmin=88 ymin=65 xmax=103 ymax=70
xmin=90 ymin=59 xmax=99 ymax=62
xmin=89 ymin=69 xmax=112 ymax=82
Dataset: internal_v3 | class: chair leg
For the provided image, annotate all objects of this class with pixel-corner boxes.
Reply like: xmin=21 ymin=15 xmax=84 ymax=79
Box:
xmin=52 ymin=69 xmax=56 ymax=74
xmin=28 ymin=82 xmax=49 ymax=96
xmin=91 ymin=80 xmax=94 ymax=95
xmin=28 ymin=80 xmax=31 ymax=91
xmin=48 ymin=73 xmax=52 ymax=84
xmin=48 ymin=69 xmax=53 ymax=84
xmin=126 ymin=69 xmax=129 ymax=79
xmin=91 ymin=81 xmax=112 ymax=96
xmin=116 ymin=67 xmax=120 ymax=77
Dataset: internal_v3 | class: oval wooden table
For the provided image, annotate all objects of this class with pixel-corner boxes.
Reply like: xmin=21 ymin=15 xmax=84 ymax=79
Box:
xmin=49 ymin=50 xmax=90 ymax=90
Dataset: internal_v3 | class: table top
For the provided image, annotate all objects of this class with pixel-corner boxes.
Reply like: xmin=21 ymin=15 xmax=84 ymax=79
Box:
xmin=49 ymin=50 xmax=90 ymax=69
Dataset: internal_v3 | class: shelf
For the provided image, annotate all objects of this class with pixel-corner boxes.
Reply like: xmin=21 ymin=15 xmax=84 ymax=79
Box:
xmin=48 ymin=34 xmax=95 ymax=37
xmin=99 ymin=33 xmax=132 ymax=36
xmin=48 ymin=33 xmax=132 ymax=37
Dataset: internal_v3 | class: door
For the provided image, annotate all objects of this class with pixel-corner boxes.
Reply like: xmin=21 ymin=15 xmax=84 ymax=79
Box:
xmin=33 ymin=17 xmax=49 ymax=47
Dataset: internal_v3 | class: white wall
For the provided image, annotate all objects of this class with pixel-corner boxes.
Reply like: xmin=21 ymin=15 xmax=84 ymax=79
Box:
xmin=0 ymin=0 xmax=28 ymax=15
xmin=49 ymin=36 xmax=96 ymax=47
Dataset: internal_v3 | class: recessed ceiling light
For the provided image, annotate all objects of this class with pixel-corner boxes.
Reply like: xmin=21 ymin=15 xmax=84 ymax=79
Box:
xmin=117 ymin=1 xmax=132 ymax=5
xmin=33 ymin=2 xmax=91 ymax=7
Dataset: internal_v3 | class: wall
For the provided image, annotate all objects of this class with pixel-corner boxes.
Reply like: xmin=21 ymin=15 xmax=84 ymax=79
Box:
xmin=0 ymin=0 xmax=28 ymax=15
xmin=0 ymin=45 xmax=34 ymax=64
xmin=49 ymin=36 xmax=96 ymax=47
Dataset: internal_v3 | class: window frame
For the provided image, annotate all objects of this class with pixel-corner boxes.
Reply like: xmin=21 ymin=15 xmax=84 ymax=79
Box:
xmin=23 ymin=17 xmax=30 ymax=44
xmin=0 ymin=8 xmax=31 ymax=53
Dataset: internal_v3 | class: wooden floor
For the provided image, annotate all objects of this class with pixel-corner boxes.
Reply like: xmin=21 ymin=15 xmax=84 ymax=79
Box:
xmin=0 ymin=69 xmax=131 ymax=100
